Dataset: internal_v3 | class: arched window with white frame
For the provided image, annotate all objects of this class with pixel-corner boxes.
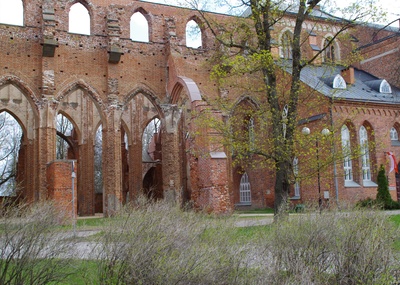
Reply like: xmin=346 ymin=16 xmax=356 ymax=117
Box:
xmin=359 ymin=126 xmax=371 ymax=182
xmin=239 ymin=172 xmax=251 ymax=204
xmin=391 ymin=127 xmax=399 ymax=141
xmin=341 ymin=125 xmax=353 ymax=183
xmin=0 ymin=0 xmax=23 ymax=26
xmin=69 ymin=2 xmax=90 ymax=35
xmin=130 ymin=12 xmax=149 ymax=42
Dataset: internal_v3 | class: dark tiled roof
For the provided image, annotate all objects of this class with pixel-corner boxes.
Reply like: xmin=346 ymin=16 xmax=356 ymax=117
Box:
xmin=294 ymin=63 xmax=400 ymax=104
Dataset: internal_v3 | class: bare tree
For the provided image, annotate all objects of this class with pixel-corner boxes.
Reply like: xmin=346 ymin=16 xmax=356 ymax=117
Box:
xmin=0 ymin=112 xmax=22 ymax=196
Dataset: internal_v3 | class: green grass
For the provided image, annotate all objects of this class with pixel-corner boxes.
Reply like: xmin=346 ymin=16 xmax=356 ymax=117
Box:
xmin=235 ymin=208 xmax=274 ymax=214
xmin=389 ymin=214 xmax=400 ymax=251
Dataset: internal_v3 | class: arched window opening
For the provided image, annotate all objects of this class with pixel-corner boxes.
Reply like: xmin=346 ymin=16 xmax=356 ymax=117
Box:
xmin=333 ymin=74 xmax=346 ymax=89
xmin=186 ymin=20 xmax=202 ymax=49
xmin=0 ymin=112 xmax=22 ymax=196
xmin=142 ymin=118 xmax=161 ymax=161
xmin=0 ymin=0 xmax=23 ymax=26
xmin=248 ymin=117 xmax=255 ymax=150
xmin=239 ymin=172 xmax=251 ymax=204
xmin=56 ymin=114 xmax=74 ymax=159
xmin=94 ymin=126 xmax=103 ymax=194
xmin=391 ymin=127 xmax=399 ymax=141
xmin=341 ymin=125 xmax=353 ymax=182
xmin=293 ymin=157 xmax=300 ymax=197
xmin=380 ymin=79 xmax=392 ymax=94
xmin=130 ymin=12 xmax=149 ymax=42
xmin=69 ymin=2 xmax=90 ymax=35
xmin=359 ymin=126 xmax=371 ymax=182
xmin=281 ymin=31 xmax=292 ymax=59
xmin=323 ymin=37 xmax=336 ymax=62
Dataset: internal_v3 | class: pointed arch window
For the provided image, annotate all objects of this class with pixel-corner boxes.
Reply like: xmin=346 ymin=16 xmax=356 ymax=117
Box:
xmin=391 ymin=127 xmax=398 ymax=141
xmin=323 ymin=37 xmax=337 ymax=62
xmin=239 ymin=172 xmax=251 ymax=204
xmin=380 ymin=79 xmax=392 ymax=94
xmin=341 ymin=125 xmax=353 ymax=182
xmin=281 ymin=31 xmax=293 ymax=59
xmin=130 ymin=12 xmax=149 ymax=42
xmin=69 ymin=3 xmax=90 ymax=35
xmin=359 ymin=126 xmax=371 ymax=182
xmin=293 ymin=157 xmax=300 ymax=197
xmin=248 ymin=117 xmax=255 ymax=150
xmin=333 ymin=74 xmax=346 ymax=89
xmin=186 ymin=20 xmax=202 ymax=49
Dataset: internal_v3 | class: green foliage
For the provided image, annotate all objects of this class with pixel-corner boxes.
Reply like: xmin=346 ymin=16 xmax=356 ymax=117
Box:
xmin=376 ymin=164 xmax=398 ymax=209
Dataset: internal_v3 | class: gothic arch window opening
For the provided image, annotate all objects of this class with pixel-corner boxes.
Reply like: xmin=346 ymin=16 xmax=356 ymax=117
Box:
xmin=280 ymin=30 xmax=293 ymax=59
xmin=341 ymin=125 xmax=353 ymax=183
xmin=359 ymin=125 xmax=371 ymax=182
xmin=69 ymin=2 xmax=90 ymax=35
xmin=130 ymin=11 xmax=149 ymax=42
xmin=239 ymin=172 xmax=251 ymax=204
xmin=323 ymin=36 xmax=339 ymax=63
xmin=56 ymin=113 xmax=74 ymax=159
xmin=0 ymin=111 xmax=22 ymax=196
xmin=186 ymin=19 xmax=202 ymax=49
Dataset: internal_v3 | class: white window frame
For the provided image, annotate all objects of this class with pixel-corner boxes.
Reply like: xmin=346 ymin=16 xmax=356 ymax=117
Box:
xmin=341 ymin=125 xmax=353 ymax=182
xmin=391 ymin=127 xmax=398 ymax=141
xmin=239 ymin=172 xmax=251 ymax=204
xmin=360 ymin=126 xmax=371 ymax=182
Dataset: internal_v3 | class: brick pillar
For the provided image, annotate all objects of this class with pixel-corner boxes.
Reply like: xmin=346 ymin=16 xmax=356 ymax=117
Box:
xmin=37 ymin=102 xmax=57 ymax=201
xmin=161 ymin=104 xmax=182 ymax=204
xmin=47 ymin=160 xmax=77 ymax=222
xmin=102 ymin=108 xmax=123 ymax=216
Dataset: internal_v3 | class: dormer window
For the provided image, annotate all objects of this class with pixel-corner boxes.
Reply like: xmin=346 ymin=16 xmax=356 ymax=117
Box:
xmin=364 ymin=79 xmax=392 ymax=94
xmin=333 ymin=74 xmax=346 ymax=89
xmin=380 ymin=79 xmax=392 ymax=94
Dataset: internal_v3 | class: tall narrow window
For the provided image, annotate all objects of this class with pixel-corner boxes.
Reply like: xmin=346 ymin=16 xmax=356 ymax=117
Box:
xmin=341 ymin=125 xmax=353 ymax=182
xmin=293 ymin=157 xmax=300 ymax=197
xmin=239 ymin=172 xmax=251 ymax=204
xmin=69 ymin=3 xmax=90 ymax=35
xmin=281 ymin=31 xmax=292 ymax=59
xmin=186 ymin=20 xmax=202 ymax=48
xmin=359 ymin=126 xmax=371 ymax=182
xmin=323 ymin=37 xmax=335 ymax=62
xmin=130 ymin=12 xmax=149 ymax=42
xmin=248 ymin=117 xmax=255 ymax=150
xmin=391 ymin=127 xmax=399 ymax=141
xmin=0 ymin=0 xmax=23 ymax=26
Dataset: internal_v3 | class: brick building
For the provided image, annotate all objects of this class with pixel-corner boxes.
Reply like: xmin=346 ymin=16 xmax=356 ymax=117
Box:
xmin=0 ymin=0 xmax=398 ymax=215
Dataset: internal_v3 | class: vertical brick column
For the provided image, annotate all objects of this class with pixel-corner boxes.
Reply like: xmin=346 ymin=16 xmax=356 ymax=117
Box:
xmin=102 ymin=109 xmax=123 ymax=216
xmin=47 ymin=160 xmax=77 ymax=222
xmin=161 ymin=104 xmax=182 ymax=204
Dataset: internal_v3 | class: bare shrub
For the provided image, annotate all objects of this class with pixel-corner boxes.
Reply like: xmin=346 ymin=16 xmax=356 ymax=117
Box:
xmin=0 ymin=201 xmax=77 ymax=285
xmin=95 ymin=199 xmax=259 ymax=285
xmin=265 ymin=210 xmax=400 ymax=285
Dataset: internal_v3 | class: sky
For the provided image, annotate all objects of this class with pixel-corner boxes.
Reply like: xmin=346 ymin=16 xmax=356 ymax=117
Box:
xmin=0 ymin=0 xmax=398 ymax=35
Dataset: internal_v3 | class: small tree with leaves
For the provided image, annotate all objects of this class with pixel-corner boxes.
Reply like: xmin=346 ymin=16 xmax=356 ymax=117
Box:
xmin=376 ymin=164 xmax=393 ymax=209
